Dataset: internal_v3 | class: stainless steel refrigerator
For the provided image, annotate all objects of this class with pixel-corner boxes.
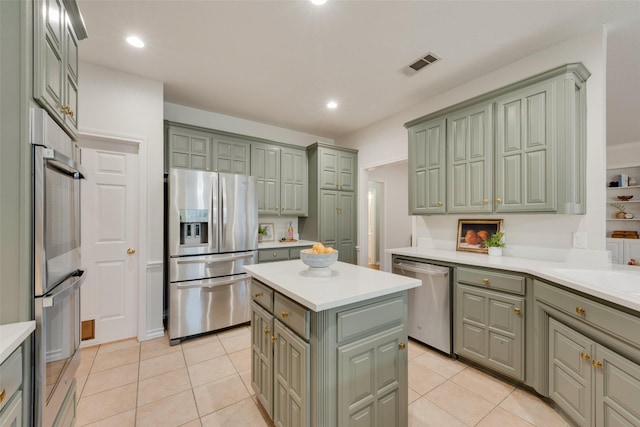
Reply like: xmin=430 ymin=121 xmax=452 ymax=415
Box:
xmin=167 ymin=169 xmax=258 ymax=345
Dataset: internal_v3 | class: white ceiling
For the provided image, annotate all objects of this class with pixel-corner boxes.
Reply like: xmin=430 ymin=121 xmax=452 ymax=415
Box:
xmin=77 ymin=0 xmax=640 ymax=144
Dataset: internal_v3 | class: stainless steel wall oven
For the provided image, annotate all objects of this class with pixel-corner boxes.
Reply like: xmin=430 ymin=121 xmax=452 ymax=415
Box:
xmin=32 ymin=108 xmax=86 ymax=427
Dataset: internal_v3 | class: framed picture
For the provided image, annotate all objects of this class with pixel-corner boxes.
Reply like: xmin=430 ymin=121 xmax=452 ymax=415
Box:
xmin=456 ymin=219 xmax=503 ymax=253
xmin=259 ymin=223 xmax=274 ymax=242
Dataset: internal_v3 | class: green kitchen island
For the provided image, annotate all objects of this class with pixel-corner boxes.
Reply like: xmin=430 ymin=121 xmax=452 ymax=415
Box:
xmin=243 ymin=260 xmax=421 ymax=427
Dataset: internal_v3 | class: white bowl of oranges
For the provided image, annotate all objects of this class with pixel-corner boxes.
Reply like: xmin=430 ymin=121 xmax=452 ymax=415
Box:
xmin=300 ymin=243 xmax=338 ymax=269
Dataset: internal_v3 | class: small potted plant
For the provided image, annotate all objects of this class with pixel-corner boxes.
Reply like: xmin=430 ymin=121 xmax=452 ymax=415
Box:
xmin=610 ymin=203 xmax=627 ymax=219
xmin=483 ymin=231 xmax=505 ymax=256
xmin=258 ymin=225 xmax=267 ymax=242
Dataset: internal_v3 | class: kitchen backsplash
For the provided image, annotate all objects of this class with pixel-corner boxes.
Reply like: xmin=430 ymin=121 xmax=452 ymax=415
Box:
xmin=258 ymin=216 xmax=299 ymax=241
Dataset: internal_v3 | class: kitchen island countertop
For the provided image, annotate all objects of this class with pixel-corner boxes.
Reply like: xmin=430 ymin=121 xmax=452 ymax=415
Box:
xmin=388 ymin=247 xmax=640 ymax=313
xmin=258 ymin=239 xmax=316 ymax=249
xmin=244 ymin=260 xmax=420 ymax=311
xmin=0 ymin=321 xmax=35 ymax=364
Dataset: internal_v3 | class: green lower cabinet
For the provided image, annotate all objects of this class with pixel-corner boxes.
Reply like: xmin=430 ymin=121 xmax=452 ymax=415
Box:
xmin=337 ymin=325 xmax=406 ymax=427
xmin=251 ymin=302 xmax=274 ymax=418
xmin=273 ymin=320 xmax=310 ymax=427
xmin=455 ymin=284 xmax=525 ymax=381
xmin=548 ymin=318 xmax=640 ymax=427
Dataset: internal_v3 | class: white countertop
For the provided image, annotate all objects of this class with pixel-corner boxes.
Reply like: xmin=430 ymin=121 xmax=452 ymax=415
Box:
xmin=244 ymin=260 xmax=421 ymax=312
xmin=258 ymin=240 xmax=316 ymax=249
xmin=388 ymin=247 xmax=640 ymax=313
xmin=0 ymin=321 xmax=35 ymax=364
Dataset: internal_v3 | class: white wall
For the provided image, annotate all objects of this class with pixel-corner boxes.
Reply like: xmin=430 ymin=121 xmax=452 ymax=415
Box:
xmin=607 ymin=142 xmax=640 ymax=168
xmin=79 ymin=62 xmax=165 ymax=341
xmin=164 ymin=103 xmax=334 ymax=147
xmin=338 ymin=28 xmax=609 ymax=264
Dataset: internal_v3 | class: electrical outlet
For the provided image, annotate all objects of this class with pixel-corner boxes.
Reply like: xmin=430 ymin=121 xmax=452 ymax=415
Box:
xmin=573 ymin=232 xmax=587 ymax=249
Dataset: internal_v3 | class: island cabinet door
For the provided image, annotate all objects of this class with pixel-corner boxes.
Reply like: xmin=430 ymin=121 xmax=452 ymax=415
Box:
xmin=273 ymin=320 xmax=309 ymax=427
xmin=594 ymin=345 xmax=640 ymax=427
xmin=252 ymin=302 xmax=274 ymax=417
xmin=337 ymin=325 xmax=407 ymax=427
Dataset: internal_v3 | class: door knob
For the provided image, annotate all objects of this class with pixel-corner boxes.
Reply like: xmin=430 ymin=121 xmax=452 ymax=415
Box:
xmin=127 ymin=248 xmax=136 ymax=255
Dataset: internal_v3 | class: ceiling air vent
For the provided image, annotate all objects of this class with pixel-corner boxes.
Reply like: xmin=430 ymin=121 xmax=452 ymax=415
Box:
xmin=404 ymin=52 xmax=440 ymax=76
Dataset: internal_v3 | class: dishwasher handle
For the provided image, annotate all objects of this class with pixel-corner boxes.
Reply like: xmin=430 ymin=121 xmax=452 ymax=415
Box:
xmin=393 ymin=261 xmax=449 ymax=277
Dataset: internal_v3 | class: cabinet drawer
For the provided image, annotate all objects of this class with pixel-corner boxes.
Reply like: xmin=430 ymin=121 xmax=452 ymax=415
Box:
xmin=0 ymin=347 xmax=22 ymax=413
xmin=251 ymin=279 xmax=274 ymax=312
xmin=457 ymin=267 xmax=525 ymax=295
xmin=274 ymin=293 xmax=310 ymax=340
xmin=337 ymin=296 xmax=405 ymax=344
xmin=535 ymin=280 xmax=640 ymax=348
xmin=259 ymin=248 xmax=290 ymax=263
xmin=289 ymin=246 xmax=312 ymax=260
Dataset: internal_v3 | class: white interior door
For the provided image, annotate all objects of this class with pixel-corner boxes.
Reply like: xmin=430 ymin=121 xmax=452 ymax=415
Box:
xmin=81 ymin=143 xmax=138 ymax=345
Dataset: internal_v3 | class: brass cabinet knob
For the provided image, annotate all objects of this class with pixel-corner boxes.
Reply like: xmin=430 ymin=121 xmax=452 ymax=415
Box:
xmin=127 ymin=248 xmax=136 ymax=255
xmin=254 ymin=293 xmax=263 ymax=298
xmin=483 ymin=198 xmax=489 ymax=204
xmin=496 ymin=198 xmax=502 ymax=204
xmin=263 ymin=328 xmax=270 ymax=335
xmin=592 ymin=360 xmax=602 ymax=368
xmin=576 ymin=307 xmax=586 ymax=315
xmin=398 ymin=342 xmax=406 ymax=350
xmin=483 ymin=278 xmax=489 ymax=285
xmin=580 ymin=352 xmax=590 ymax=361
xmin=514 ymin=307 xmax=521 ymax=315
xmin=214 ymin=168 xmax=218 ymax=172
xmin=0 ymin=388 xmax=5 ymax=404
xmin=275 ymin=206 xmax=279 ymax=210
xmin=281 ymin=311 xmax=289 ymax=318
xmin=437 ymin=201 xmax=443 ymax=206
xmin=271 ymin=336 xmax=277 ymax=343
xmin=272 ymin=252 xmax=278 ymax=257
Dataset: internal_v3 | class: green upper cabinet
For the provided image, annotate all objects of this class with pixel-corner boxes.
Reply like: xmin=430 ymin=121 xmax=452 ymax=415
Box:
xmin=251 ymin=143 xmax=308 ymax=216
xmin=166 ymin=125 xmax=212 ymax=171
xmin=319 ymin=146 xmax=357 ymax=192
xmin=405 ymin=63 xmax=590 ymax=215
xmin=446 ymin=102 xmax=493 ymax=213
xmin=408 ymin=118 xmax=446 ymax=214
xmin=280 ymin=146 xmax=308 ymax=216
xmin=252 ymin=144 xmax=281 ymax=215
xmin=495 ymin=80 xmax=555 ymax=213
xmin=33 ymin=0 xmax=87 ymax=139
xmin=211 ymin=134 xmax=251 ymax=175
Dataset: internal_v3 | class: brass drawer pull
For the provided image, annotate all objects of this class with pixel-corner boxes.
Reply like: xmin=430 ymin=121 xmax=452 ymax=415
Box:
xmin=576 ymin=307 xmax=586 ymax=315
xmin=254 ymin=292 xmax=263 ymax=298
xmin=483 ymin=278 xmax=489 ymax=285
xmin=592 ymin=360 xmax=602 ymax=368
xmin=580 ymin=352 xmax=590 ymax=361
xmin=514 ymin=307 xmax=521 ymax=315
xmin=281 ymin=311 xmax=289 ymax=318
xmin=0 ymin=389 xmax=5 ymax=404
xmin=271 ymin=336 xmax=277 ymax=343
xmin=398 ymin=342 xmax=406 ymax=350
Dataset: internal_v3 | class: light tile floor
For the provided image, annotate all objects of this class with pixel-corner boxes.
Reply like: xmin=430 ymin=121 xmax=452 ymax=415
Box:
xmin=74 ymin=326 xmax=570 ymax=426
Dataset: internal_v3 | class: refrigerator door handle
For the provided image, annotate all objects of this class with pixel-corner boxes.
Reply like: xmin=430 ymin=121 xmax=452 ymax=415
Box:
xmin=175 ymin=252 xmax=255 ymax=265
xmin=176 ymin=274 xmax=248 ymax=290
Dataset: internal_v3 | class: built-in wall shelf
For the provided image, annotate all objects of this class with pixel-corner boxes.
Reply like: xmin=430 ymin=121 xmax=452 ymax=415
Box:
xmin=606 ymin=165 xmax=640 ymax=241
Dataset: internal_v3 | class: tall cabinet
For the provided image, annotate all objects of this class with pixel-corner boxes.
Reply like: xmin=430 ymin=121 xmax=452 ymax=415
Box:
xmin=301 ymin=143 xmax=358 ymax=264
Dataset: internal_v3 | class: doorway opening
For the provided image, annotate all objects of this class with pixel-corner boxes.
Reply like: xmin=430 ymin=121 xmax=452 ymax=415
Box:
xmin=367 ymin=181 xmax=383 ymax=270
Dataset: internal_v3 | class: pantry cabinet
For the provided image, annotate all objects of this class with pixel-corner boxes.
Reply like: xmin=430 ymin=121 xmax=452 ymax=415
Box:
xmin=33 ymin=0 xmax=87 ymax=139
xmin=406 ymin=63 xmax=589 ymax=215
xmin=301 ymin=143 xmax=358 ymax=264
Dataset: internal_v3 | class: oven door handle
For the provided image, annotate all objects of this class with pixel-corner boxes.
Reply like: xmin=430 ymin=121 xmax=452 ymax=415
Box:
xmin=176 ymin=274 xmax=248 ymax=290
xmin=175 ymin=252 xmax=255 ymax=265
xmin=42 ymin=269 xmax=86 ymax=307
xmin=43 ymin=147 xmax=86 ymax=179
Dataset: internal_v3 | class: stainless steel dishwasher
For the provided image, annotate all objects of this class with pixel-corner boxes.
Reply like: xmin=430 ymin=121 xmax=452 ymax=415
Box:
xmin=392 ymin=257 xmax=452 ymax=354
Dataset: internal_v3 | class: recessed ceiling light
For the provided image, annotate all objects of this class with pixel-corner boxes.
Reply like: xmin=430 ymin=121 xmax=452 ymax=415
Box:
xmin=327 ymin=101 xmax=338 ymax=109
xmin=126 ymin=36 xmax=144 ymax=48
xmin=311 ymin=0 xmax=327 ymax=5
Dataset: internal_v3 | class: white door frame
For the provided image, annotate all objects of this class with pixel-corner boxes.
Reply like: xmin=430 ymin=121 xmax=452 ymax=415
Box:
xmin=78 ymin=130 xmax=149 ymax=342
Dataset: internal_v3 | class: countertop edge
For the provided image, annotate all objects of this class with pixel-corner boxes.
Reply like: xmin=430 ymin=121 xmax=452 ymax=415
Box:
xmin=0 ymin=321 xmax=35 ymax=364
xmin=258 ymin=240 xmax=316 ymax=249
xmin=388 ymin=247 xmax=640 ymax=313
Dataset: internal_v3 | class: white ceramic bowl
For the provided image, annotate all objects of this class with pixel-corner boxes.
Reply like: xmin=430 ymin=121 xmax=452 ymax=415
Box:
xmin=300 ymin=249 xmax=338 ymax=268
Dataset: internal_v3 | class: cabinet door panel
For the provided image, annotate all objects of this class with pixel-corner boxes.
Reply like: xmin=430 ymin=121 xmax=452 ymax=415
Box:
xmin=339 ymin=152 xmax=356 ymax=191
xmin=596 ymin=346 xmax=640 ymax=427
xmin=319 ymin=190 xmax=338 ymax=246
xmin=526 ymin=150 xmax=548 ymax=204
xmin=488 ymin=332 xmax=517 ymax=374
xmin=214 ymin=138 xmax=250 ymax=175
xmin=281 ymin=147 xmax=308 ymax=216
xmin=338 ymin=192 xmax=356 ymax=263
xmin=408 ymin=119 xmax=446 ymax=214
xmin=548 ymin=318 xmax=592 ymax=427
xmin=319 ymin=150 xmax=339 ymax=189
xmin=252 ymin=145 xmax=280 ymax=214
xmin=251 ymin=303 xmax=274 ymax=417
